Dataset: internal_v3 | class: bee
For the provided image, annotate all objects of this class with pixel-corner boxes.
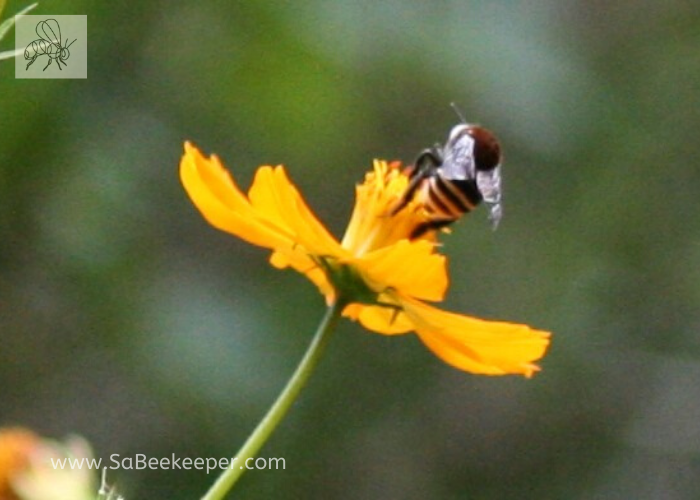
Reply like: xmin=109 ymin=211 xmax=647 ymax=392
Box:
xmin=391 ymin=120 xmax=503 ymax=239
xmin=24 ymin=19 xmax=76 ymax=71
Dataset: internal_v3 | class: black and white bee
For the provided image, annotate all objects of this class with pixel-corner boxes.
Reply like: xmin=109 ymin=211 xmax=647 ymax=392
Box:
xmin=24 ymin=19 xmax=76 ymax=71
xmin=391 ymin=120 xmax=503 ymax=239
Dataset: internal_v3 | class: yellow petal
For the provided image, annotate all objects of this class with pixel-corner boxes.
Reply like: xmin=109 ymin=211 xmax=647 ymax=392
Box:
xmin=0 ymin=428 xmax=38 ymax=497
xmin=269 ymin=250 xmax=336 ymax=302
xmin=180 ymin=142 xmax=294 ymax=249
xmin=180 ymin=143 xmax=345 ymax=260
xmin=397 ymin=295 xmax=550 ymax=377
xmin=343 ymin=300 xmax=413 ymax=335
xmin=354 ymin=239 xmax=447 ymax=301
xmin=249 ymin=166 xmax=341 ymax=256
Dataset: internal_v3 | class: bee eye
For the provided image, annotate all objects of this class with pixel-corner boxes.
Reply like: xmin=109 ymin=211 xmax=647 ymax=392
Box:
xmin=469 ymin=127 xmax=501 ymax=172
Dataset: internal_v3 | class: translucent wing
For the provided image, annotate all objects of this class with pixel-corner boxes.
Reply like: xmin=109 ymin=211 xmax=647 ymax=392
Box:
xmin=477 ymin=166 xmax=503 ymax=228
xmin=440 ymin=131 xmax=476 ymax=180
xmin=37 ymin=19 xmax=61 ymax=45
xmin=476 ymin=165 xmax=501 ymax=204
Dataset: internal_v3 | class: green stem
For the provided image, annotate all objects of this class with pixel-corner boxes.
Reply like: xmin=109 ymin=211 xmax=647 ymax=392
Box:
xmin=201 ymin=298 xmax=347 ymax=500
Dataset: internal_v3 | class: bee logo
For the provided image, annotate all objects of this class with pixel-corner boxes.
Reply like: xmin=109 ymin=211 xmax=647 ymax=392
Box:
xmin=391 ymin=110 xmax=503 ymax=239
xmin=24 ymin=19 xmax=77 ymax=71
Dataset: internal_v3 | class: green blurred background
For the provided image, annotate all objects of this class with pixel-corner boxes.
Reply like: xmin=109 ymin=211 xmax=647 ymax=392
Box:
xmin=2 ymin=1 xmax=700 ymax=499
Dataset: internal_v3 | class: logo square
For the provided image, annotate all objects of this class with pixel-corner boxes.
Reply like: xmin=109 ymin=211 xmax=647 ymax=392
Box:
xmin=15 ymin=15 xmax=86 ymax=79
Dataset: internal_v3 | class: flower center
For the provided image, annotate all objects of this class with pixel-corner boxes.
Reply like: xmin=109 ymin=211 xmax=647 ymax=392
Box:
xmin=341 ymin=160 xmax=434 ymax=256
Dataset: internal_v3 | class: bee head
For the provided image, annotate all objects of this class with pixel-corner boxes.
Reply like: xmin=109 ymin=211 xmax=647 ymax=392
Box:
xmin=467 ymin=126 xmax=501 ymax=172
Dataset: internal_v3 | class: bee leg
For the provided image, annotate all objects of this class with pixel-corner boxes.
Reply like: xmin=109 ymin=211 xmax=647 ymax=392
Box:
xmin=389 ymin=307 xmax=401 ymax=325
xmin=412 ymin=147 xmax=443 ymax=180
xmin=390 ymin=147 xmax=443 ymax=216
xmin=374 ymin=300 xmax=403 ymax=325
xmin=43 ymin=58 xmax=52 ymax=71
xmin=389 ymin=170 xmax=427 ymax=215
xmin=410 ymin=218 xmax=453 ymax=239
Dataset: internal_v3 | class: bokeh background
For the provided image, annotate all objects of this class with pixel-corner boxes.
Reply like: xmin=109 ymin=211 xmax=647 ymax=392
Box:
xmin=2 ymin=1 xmax=700 ymax=499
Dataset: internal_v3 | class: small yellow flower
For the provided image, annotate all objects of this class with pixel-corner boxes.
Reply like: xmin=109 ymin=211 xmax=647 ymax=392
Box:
xmin=0 ymin=428 xmax=97 ymax=500
xmin=180 ymin=142 xmax=550 ymax=377
xmin=0 ymin=428 xmax=37 ymax=500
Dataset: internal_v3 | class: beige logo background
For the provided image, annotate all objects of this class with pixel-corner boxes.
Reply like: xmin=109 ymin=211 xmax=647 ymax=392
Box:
xmin=15 ymin=15 xmax=87 ymax=79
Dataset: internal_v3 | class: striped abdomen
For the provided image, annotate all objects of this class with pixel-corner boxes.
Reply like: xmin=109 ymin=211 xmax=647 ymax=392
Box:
xmin=411 ymin=176 xmax=483 ymax=238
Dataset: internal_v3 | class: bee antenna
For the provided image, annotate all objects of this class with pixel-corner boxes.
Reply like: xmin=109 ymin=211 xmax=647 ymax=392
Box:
xmin=449 ymin=102 xmax=467 ymax=123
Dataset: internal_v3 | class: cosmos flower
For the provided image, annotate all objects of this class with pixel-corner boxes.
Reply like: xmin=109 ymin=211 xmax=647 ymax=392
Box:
xmin=0 ymin=428 xmax=99 ymax=500
xmin=179 ymin=143 xmax=550 ymax=377
xmin=0 ymin=428 xmax=36 ymax=500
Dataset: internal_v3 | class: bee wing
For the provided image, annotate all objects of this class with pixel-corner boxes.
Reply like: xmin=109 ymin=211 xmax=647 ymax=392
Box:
xmin=476 ymin=165 xmax=502 ymax=204
xmin=440 ymin=134 xmax=476 ymax=180
xmin=37 ymin=19 xmax=61 ymax=45
xmin=477 ymin=165 xmax=503 ymax=228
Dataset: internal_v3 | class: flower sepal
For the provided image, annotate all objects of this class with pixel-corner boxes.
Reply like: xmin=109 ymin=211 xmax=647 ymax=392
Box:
xmin=315 ymin=257 xmax=379 ymax=306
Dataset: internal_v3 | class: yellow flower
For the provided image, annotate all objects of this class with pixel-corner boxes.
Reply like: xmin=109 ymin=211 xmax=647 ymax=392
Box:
xmin=0 ymin=428 xmax=97 ymax=500
xmin=0 ymin=428 xmax=37 ymax=500
xmin=180 ymin=142 xmax=550 ymax=377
